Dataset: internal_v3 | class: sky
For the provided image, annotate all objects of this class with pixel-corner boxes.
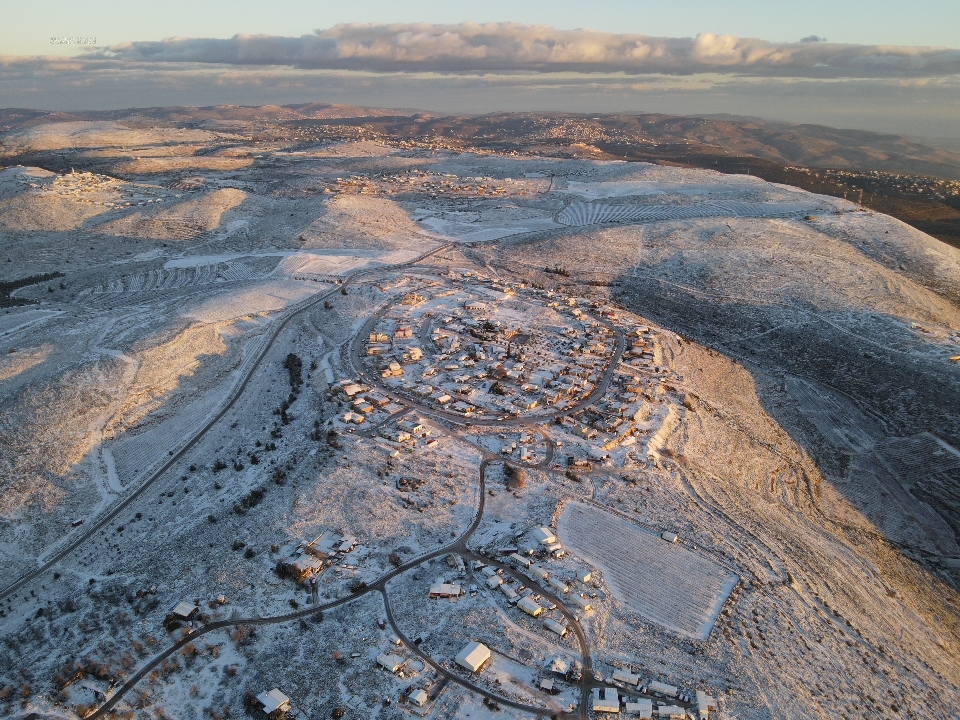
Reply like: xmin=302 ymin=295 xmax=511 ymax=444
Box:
xmin=2 ymin=0 xmax=959 ymax=137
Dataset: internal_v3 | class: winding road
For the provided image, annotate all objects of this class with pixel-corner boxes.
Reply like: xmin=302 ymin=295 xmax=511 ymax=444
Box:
xmin=0 ymin=243 xmax=453 ymax=604
xmin=52 ymin=249 xmax=702 ymax=720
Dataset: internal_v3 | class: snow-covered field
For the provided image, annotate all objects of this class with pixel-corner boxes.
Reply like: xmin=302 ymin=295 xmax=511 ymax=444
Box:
xmin=558 ymin=501 xmax=738 ymax=640
xmin=0 ymin=121 xmax=958 ymax=720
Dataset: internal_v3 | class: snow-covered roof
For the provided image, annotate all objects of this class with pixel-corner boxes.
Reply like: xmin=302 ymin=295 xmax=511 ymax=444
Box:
xmin=255 ymin=688 xmax=291 ymax=714
xmin=377 ymin=653 xmax=403 ymax=672
xmin=625 ymin=698 xmax=653 ymax=716
xmin=454 ymin=641 xmax=491 ymax=672
xmin=592 ymin=687 xmax=619 ymax=712
xmin=171 ymin=601 xmax=198 ymax=619
xmin=530 ymin=527 xmax=556 ymax=545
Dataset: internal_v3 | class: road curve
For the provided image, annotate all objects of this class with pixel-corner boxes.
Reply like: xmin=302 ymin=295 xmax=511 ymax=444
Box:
xmin=0 ymin=243 xmax=453 ymax=603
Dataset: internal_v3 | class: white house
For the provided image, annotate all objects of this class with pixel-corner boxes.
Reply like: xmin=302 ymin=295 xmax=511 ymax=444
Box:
xmin=613 ymin=669 xmax=641 ymax=686
xmin=530 ymin=527 xmax=557 ymax=545
xmin=455 ymin=642 xmax=491 ymax=673
xmin=170 ymin=601 xmax=199 ymax=620
xmin=625 ymin=698 xmax=653 ymax=717
xmin=255 ymin=689 xmax=291 ymax=716
xmin=543 ymin=618 xmax=567 ymax=636
xmin=518 ymin=596 xmax=543 ymax=617
xmin=591 ymin=687 xmax=619 ymax=713
xmin=377 ymin=653 xmax=404 ymax=673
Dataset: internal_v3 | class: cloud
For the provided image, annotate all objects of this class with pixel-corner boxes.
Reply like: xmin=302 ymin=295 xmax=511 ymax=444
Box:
xmin=2 ymin=54 xmax=958 ymax=138
xmin=92 ymin=22 xmax=960 ymax=78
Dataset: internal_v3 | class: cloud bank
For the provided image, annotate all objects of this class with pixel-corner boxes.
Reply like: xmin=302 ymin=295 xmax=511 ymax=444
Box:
xmin=99 ymin=22 xmax=960 ymax=78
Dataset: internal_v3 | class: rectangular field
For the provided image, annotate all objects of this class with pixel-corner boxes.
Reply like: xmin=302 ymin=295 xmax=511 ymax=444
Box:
xmin=558 ymin=502 xmax=738 ymax=640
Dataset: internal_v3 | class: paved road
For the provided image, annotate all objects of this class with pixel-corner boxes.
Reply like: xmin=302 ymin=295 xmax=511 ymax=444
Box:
xmin=0 ymin=243 xmax=453 ymax=603
xmin=77 ymin=255 xmax=649 ymax=720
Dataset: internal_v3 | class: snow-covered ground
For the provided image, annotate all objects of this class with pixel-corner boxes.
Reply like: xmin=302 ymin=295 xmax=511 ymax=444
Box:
xmin=0 ymin=124 xmax=958 ymax=720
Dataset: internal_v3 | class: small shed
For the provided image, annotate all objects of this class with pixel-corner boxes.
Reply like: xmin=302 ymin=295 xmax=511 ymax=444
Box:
xmin=171 ymin=602 xmax=199 ymax=620
xmin=539 ymin=678 xmax=557 ymax=694
xmin=455 ymin=642 xmax=491 ymax=673
xmin=577 ymin=569 xmax=593 ymax=583
xmin=255 ymin=689 xmax=291 ymax=717
xmin=661 ymin=531 xmax=679 ymax=543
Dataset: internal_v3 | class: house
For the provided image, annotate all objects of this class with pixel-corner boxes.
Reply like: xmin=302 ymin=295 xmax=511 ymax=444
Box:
xmin=592 ymin=687 xmax=620 ymax=713
xmin=337 ymin=536 xmax=357 ymax=553
xmin=500 ymin=584 xmax=519 ymax=600
xmin=543 ymin=618 xmax=567 ymax=636
xmin=454 ymin=642 xmax=491 ymax=673
xmin=513 ymin=396 xmax=539 ymax=410
xmin=380 ymin=428 xmax=412 ymax=443
xmin=625 ymin=698 xmax=653 ymax=718
xmin=398 ymin=420 xmax=425 ymax=434
xmin=577 ymin=569 xmax=593 ymax=583
xmin=696 ymin=690 xmax=718 ymax=719
xmin=486 ymin=575 xmax=503 ymax=589
xmin=429 ymin=582 xmax=463 ymax=599
xmin=279 ymin=553 xmax=324 ymax=583
xmin=381 ymin=362 xmax=404 ymax=378
xmin=539 ymin=678 xmax=557 ymax=694
xmin=570 ymin=594 xmax=592 ymax=611
xmin=548 ymin=657 xmax=569 ymax=676
xmin=545 ymin=542 xmax=565 ymax=557
xmin=254 ymin=689 xmax=291 ymax=717
xmin=648 ymin=681 xmax=679 ymax=698
xmin=170 ymin=601 xmax=199 ymax=621
xmin=656 ymin=706 xmax=688 ymax=716
xmin=341 ymin=383 xmax=365 ymax=398
xmin=613 ymin=669 xmax=641 ymax=686
xmin=530 ymin=527 xmax=557 ymax=545
xmin=367 ymin=392 xmax=392 ymax=407
xmin=518 ymin=596 xmax=543 ymax=617
xmin=548 ymin=576 xmax=570 ymax=594
xmin=377 ymin=653 xmax=404 ymax=673
xmin=528 ymin=564 xmax=550 ymax=581
xmin=409 ymin=688 xmax=429 ymax=707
